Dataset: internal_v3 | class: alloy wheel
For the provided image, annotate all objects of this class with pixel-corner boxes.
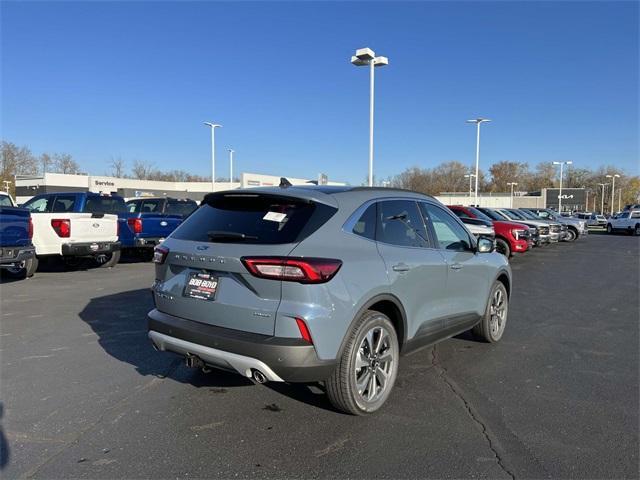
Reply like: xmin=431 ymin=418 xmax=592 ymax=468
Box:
xmin=489 ymin=287 xmax=507 ymax=339
xmin=354 ymin=326 xmax=395 ymax=404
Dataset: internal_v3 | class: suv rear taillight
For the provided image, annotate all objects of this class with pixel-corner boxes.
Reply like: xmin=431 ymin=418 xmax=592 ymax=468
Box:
xmin=28 ymin=217 xmax=34 ymax=239
xmin=241 ymin=257 xmax=342 ymax=284
xmin=153 ymin=245 xmax=169 ymax=264
xmin=128 ymin=218 xmax=143 ymax=234
xmin=51 ymin=219 xmax=71 ymax=238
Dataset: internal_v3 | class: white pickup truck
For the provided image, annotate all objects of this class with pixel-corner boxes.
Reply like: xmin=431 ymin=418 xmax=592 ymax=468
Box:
xmin=607 ymin=210 xmax=640 ymax=236
xmin=21 ymin=192 xmax=121 ymax=267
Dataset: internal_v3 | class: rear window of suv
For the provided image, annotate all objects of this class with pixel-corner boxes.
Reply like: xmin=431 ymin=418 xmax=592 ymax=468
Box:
xmin=171 ymin=193 xmax=337 ymax=244
xmin=165 ymin=199 xmax=197 ymax=217
xmin=83 ymin=196 xmax=125 ymax=214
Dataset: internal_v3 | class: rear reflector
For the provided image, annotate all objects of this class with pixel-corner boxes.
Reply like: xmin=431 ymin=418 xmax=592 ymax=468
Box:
xmin=295 ymin=317 xmax=313 ymax=344
xmin=241 ymin=257 xmax=342 ymax=284
xmin=28 ymin=217 xmax=34 ymax=239
xmin=153 ymin=246 xmax=169 ymax=264
xmin=51 ymin=219 xmax=71 ymax=238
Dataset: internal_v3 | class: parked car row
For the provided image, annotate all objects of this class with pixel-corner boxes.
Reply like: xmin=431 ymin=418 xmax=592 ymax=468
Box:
xmin=447 ymin=205 xmax=588 ymax=258
xmin=0 ymin=191 xmax=197 ymax=279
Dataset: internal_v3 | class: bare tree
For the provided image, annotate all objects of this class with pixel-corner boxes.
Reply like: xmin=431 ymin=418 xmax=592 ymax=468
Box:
xmin=488 ymin=161 xmax=531 ymax=192
xmin=52 ymin=153 xmax=81 ymax=174
xmin=1 ymin=141 xmax=39 ymax=195
xmin=109 ymin=156 xmax=126 ymax=178
xmin=131 ymin=160 xmax=155 ymax=180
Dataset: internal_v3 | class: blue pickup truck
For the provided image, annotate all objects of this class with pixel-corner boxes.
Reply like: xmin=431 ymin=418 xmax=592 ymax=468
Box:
xmin=0 ymin=192 xmax=38 ymax=279
xmin=119 ymin=197 xmax=198 ymax=258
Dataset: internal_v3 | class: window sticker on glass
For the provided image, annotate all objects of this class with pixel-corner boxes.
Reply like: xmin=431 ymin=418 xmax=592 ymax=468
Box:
xmin=263 ymin=211 xmax=287 ymax=222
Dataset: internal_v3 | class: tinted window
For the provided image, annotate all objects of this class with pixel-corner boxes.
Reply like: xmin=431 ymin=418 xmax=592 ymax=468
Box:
xmin=125 ymin=201 xmax=140 ymax=213
xmin=0 ymin=195 xmax=13 ymax=207
xmin=376 ymin=200 xmax=429 ymax=248
xmin=52 ymin=195 xmax=77 ymax=213
xmin=467 ymin=207 xmax=493 ymax=222
xmin=171 ymin=194 xmax=336 ymax=244
xmin=452 ymin=208 xmax=471 ymax=219
xmin=140 ymin=199 xmax=164 ymax=213
xmin=477 ymin=208 xmax=505 ymax=221
xmin=83 ymin=196 xmax=125 ymax=214
xmin=23 ymin=195 xmax=53 ymax=213
xmin=352 ymin=203 xmax=376 ymax=240
xmin=165 ymin=199 xmax=198 ymax=217
xmin=502 ymin=209 xmax=525 ymax=221
xmin=421 ymin=203 xmax=472 ymax=252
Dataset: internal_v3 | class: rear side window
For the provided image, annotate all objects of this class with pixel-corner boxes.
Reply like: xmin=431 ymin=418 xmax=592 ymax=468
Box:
xmin=23 ymin=196 xmax=52 ymax=212
xmin=52 ymin=195 xmax=77 ymax=213
xmin=376 ymin=200 xmax=429 ymax=248
xmin=171 ymin=194 xmax=337 ymax=244
xmin=631 ymin=212 xmax=640 ymax=219
xmin=0 ymin=195 xmax=13 ymax=207
xmin=83 ymin=196 xmax=125 ymax=214
xmin=165 ymin=199 xmax=197 ymax=217
xmin=451 ymin=208 xmax=471 ymax=219
xmin=125 ymin=201 xmax=140 ymax=213
xmin=352 ymin=203 xmax=376 ymax=240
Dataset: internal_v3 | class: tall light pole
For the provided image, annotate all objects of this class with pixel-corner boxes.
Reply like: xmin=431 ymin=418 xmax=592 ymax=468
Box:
xmin=552 ymin=161 xmax=572 ymax=212
xmin=464 ymin=173 xmax=476 ymax=200
xmin=228 ymin=148 xmax=235 ymax=187
xmin=606 ymin=174 xmax=620 ymax=214
xmin=597 ymin=183 xmax=608 ymax=214
xmin=351 ymin=47 xmax=389 ymax=187
xmin=466 ymin=118 xmax=491 ymax=206
xmin=204 ymin=122 xmax=222 ymax=191
xmin=618 ymin=187 xmax=622 ymax=212
xmin=507 ymin=182 xmax=518 ymax=208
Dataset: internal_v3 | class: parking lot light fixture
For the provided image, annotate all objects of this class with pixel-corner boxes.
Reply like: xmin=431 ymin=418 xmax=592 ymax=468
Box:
xmin=507 ymin=182 xmax=518 ymax=208
xmin=464 ymin=173 xmax=476 ymax=200
xmin=553 ymin=161 xmax=572 ymax=212
xmin=606 ymin=174 xmax=620 ymax=214
xmin=597 ymin=183 xmax=608 ymax=215
xmin=204 ymin=122 xmax=222 ymax=191
xmin=228 ymin=149 xmax=235 ymax=186
xmin=351 ymin=47 xmax=389 ymax=187
xmin=466 ymin=118 xmax=491 ymax=207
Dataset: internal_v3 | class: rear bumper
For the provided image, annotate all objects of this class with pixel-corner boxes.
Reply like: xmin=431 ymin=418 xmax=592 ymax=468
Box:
xmin=147 ymin=308 xmax=336 ymax=383
xmin=0 ymin=246 xmax=35 ymax=267
xmin=134 ymin=237 xmax=163 ymax=247
xmin=62 ymin=241 xmax=121 ymax=257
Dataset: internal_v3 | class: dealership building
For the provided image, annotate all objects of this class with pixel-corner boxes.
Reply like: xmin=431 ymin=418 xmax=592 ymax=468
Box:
xmin=14 ymin=172 xmax=345 ymax=204
xmin=436 ymin=188 xmax=588 ymax=212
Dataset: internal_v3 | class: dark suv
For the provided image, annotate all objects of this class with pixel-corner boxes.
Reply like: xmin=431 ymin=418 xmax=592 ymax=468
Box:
xmin=148 ymin=186 xmax=512 ymax=414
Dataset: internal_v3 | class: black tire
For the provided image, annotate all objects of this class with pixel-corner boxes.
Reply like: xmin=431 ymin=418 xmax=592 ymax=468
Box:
xmin=98 ymin=250 xmax=121 ymax=268
xmin=606 ymin=224 xmax=613 ymax=234
xmin=635 ymin=224 xmax=640 ymax=236
xmin=325 ymin=310 xmax=399 ymax=415
xmin=473 ymin=281 xmax=509 ymax=343
xmin=494 ymin=237 xmax=511 ymax=258
xmin=3 ymin=256 xmax=38 ymax=280
xmin=565 ymin=228 xmax=577 ymax=242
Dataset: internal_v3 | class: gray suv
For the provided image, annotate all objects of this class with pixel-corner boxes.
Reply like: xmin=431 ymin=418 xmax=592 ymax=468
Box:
xmin=148 ymin=186 xmax=512 ymax=414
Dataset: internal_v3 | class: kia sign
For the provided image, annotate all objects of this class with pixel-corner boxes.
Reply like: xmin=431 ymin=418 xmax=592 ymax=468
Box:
xmin=545 ymin=188 xmax=586 ymax=210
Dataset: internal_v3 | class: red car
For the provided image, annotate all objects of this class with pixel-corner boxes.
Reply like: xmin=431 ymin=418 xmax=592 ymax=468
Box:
xmin=448 ymin=205 xmax=531 ymax=257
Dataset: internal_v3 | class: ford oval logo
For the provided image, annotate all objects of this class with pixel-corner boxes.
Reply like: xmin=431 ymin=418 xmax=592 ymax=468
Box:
xmin=160 ymin=221 xmax=168 ymax=226
xmin=92 ymin=223 xmax=100 ymax=228
xmin=196 ymin=245 xmax=209 ymax=251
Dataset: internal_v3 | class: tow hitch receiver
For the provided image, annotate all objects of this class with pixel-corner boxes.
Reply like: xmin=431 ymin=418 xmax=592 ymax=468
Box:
xmin=185 ymin=354 xmax=205 ymax=369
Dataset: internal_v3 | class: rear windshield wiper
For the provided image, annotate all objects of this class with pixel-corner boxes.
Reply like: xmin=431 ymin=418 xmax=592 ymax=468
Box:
xmin=207 ymin=231 xmax=258 ymax=242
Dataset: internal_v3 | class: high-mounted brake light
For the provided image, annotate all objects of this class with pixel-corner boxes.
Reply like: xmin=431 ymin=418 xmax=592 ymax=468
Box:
xmin=51 ymin=219 xmax=71 ymax=238
xmin=153 ymin=245 xmax=169 ymax=264
xmin=28 ymin=217 xmax=34 ymax=239
xmin=128 ymin=217 xmax=143 ymax=234
xmin=241 ymin=257 xmax=342 ymax=284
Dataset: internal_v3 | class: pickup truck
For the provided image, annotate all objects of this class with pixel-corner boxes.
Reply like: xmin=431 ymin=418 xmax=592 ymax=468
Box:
xmin=449 ymin=205 xmax=534 ymax=258
xmin=0 ymin=192 xmax=38 ymax=279
xmin=607 ymin=210 xmax=640 ymax=235
xmin=119 ymin=197 xmax=197 ymax=259
xmin=21 ymin=192 xmax=121 ymax=268
xmin=521 ymin=208 xmax=587 ymax=242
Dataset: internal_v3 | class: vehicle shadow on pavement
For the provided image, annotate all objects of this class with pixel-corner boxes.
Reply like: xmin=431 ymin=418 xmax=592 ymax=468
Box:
xmin=77 ymin=289 xmax=337 ymax=411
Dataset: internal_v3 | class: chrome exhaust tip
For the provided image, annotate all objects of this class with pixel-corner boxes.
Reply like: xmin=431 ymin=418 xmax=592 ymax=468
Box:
xmin=252 ymin=369 xmax=267 ymax=384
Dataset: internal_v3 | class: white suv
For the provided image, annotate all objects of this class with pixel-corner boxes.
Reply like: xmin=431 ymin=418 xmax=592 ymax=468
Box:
xmin=607 ymin=210 xmax=640 ymax=236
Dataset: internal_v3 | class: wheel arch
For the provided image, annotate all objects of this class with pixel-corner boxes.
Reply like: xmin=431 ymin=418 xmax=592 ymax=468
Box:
xmin=336 ymin=293 xmax=408 ymax=360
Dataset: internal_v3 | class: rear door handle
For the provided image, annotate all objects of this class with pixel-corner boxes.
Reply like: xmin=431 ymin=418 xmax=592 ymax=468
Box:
xmin=450 ymin=263 xmax=463 ymax=271
xmin=392 ymin=263 xmax=411 ymax=272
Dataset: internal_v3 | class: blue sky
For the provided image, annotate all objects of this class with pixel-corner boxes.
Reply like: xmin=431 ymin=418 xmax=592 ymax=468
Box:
xmin=2 ymin=1 xmax=638 ymax=184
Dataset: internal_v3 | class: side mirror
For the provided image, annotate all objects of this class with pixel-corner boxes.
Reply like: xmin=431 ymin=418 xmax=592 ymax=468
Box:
xmin=477 ymin=237 xmax=494 ymax=254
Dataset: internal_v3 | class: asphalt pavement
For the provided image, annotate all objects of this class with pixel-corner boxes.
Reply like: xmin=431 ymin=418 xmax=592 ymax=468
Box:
xmin=1 ymin=234 xmax=638 ymax=479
